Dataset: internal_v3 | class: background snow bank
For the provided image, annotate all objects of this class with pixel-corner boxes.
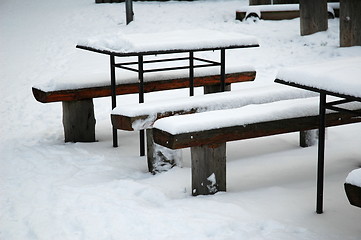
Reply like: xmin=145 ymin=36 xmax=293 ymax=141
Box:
xmin=1 ymin=0 xmax=361 ymax=240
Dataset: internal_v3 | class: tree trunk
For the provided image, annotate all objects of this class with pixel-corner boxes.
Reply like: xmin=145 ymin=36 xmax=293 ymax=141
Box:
xmin=340 ymin=0 xmax=361 ymax=47
xmin=300 ymin=0 xmax=328 ymax=36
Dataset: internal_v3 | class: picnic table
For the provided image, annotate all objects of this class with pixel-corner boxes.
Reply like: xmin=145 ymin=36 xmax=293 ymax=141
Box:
xmin=76 ymin=29 xmax=259 ymax=151
xmin=275 ymin=56 xmax=361 ymax=213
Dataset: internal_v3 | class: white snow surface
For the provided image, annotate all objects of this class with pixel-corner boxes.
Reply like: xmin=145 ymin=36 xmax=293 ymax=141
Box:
xmin=2 ymin=0 xmax=361 ymax=240
xmin=277 ymin=56 xmax=361 ymax=98
xmin=346 ymin=168 xmax=361 ymax=187
xmin=34 ymin=65 xmax=255 ymax=92
xmin=112 ymin=85 xmax=316 ymax=130
xmin=78 ymin=29 xmax=259 ymax=54
xmin=153 ymin=97 xmax=361 ymax=134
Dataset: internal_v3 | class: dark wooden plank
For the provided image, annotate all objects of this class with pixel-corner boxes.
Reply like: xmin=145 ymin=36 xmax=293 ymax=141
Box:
xmin=344 ymin=183 xmax=361 ymax=208
xmin=153 ymin=110 xmax=361 ymax=149
xmin=191 ymin=143 xmax=226 ymax=196
xmin=33 ymin=71 xmax=256 ymax=103
xmin=62 ymin=99 xmax=96 ymax=142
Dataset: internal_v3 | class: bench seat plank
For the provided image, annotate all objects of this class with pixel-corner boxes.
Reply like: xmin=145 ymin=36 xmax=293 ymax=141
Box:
xmin=33 ymin=72 xmax=255 ymax=103
xmin=345 ymin=168 xmax=361 ymax=208
xmin=153 ymin=97 xmax=361 ymax=149
xmin=111 ymin=86 xmax=316 ymax=131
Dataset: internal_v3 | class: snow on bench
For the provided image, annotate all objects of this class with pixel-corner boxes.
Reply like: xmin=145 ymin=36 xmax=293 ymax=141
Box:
xmin=32 ymin=66 xmax=255 ymax=143
xmin=345 ymin=168 xmax=361 ymax=208
xmin=236 ymin=3 xmax=339 ymax=21
xmin=152 ymin=97 xmax=361 ymax=195
xmin=112 ymin=85 xmax=317 ymax=173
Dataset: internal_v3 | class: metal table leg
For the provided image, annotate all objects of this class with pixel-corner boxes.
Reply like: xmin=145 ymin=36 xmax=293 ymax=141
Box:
xmin=316 ymin=92 xmax=326 ymax=214
xmin=110 ymin=55 xmax=118 ymax=148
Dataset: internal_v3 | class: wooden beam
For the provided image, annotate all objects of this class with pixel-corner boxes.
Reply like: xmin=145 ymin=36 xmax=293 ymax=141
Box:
xmin=300 ymin=0 xmax=328 ymax=36
xmin=33 ymin=71 xmax=255 ymax=103
xmin=153 ymin=111 xmax=361 ymax=150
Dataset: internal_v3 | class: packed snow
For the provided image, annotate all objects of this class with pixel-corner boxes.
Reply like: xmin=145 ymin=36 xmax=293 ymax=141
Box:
xmin=346 ymin=168 xmax=361 ymax=187
xmin=277 ymin=56 xmax=361 ymax=98
xmin=1 ymin=0 xmax=361 ymax=240
xmin=78 ymin=29 xmax=259 ymax=53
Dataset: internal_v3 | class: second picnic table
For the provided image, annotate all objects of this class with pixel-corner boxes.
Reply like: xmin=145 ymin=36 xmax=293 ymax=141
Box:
xmin=76 ymin=29 xmax=259 ymax=152
xmin=275 ymin=56 xmax=361 ymax=214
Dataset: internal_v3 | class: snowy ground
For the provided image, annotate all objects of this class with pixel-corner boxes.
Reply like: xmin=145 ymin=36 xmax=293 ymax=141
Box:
xmin=1 ymin=0 xmax=361 ymax=239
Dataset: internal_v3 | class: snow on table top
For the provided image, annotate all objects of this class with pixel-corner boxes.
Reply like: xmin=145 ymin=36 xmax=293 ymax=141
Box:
xmin=33 ymin=65 xmax=254 ymax=92
xmin=346 ymin=168 xmax=361 ymax=187
xmin=153 ymin=96 xmax=361 ymax=135
xmin=112 ymin=85 xmax=315 ymax=130
xmin=78 ymin=29 xmax=259 ymax=54
xmin=276 ymin=56 xmax=361 ymax=99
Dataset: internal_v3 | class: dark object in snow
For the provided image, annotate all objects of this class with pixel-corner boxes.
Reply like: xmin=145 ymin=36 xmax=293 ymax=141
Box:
xmin=345 ymin=183 xmax=361 ymax=208
xmin=300 ymin=0 xmax=328 ymax=36
xmin=340 ymin=0 xmax=361 ymax=47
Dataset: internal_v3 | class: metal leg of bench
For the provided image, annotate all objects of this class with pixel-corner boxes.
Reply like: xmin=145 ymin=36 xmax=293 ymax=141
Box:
xmin=189 ymin=51 xmax=194 ymax=96
xmin=316 ymin=92 xmax=326 ymax=214
xmin=220 ymin=48 xmax=225 ymax=92
xmin=191 ymin=143 xmax=226 ymax=196
xmin=110 ymin=55 xmax=118 ymax=148
xmin=138 ymin=55 xmax=145 ymax=156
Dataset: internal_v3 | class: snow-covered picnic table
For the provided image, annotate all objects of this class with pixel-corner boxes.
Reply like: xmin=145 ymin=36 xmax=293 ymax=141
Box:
xmin=275 ymin=56 xmax=361 ymax=214
xmin=76 ymin=29 xmax=259 ymax=148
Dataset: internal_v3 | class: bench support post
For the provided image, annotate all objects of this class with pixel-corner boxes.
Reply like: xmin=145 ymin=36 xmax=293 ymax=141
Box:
xmin=62 ymin=99 xmax=96 ymax=143
xmin=300 ymin=129 xmax=318 ymax=147
xmin=204 ymin=84 xmax=231 ymax=94
xmin=300 ymin=0 xmax=328 ymax=36
xmin=191 ymin=143 xmax=226 ymax=196
xmin=146 ymin=129 xmax=182 ymax=174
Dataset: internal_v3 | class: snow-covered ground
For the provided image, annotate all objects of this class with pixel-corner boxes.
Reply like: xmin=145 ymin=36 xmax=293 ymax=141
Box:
xmin=1 ymin=0 xmax=361 ymax=239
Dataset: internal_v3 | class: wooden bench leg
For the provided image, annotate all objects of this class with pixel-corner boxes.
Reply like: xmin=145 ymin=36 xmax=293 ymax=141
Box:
xmin=146 ymin=129 xmax=182 ymax=174
xmin=62 ymin=99 xmax=96 ymax=142
xmin=299 ymin=129 xmax=318 ymax=147
xmin=191 ymin=143 xmax=226 ymax=196
xmin=203 ymin=83 xmax=231 ymax=94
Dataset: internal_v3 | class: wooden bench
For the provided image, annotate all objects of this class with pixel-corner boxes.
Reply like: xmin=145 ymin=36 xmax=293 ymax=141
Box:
xmin=151 ymin=97 xmax=361 ymax=195
xmin=111 ymin=86 xmax=318 ymax=173
xmin=236 ymin=3 xmax=339 ymax=21
xmin=32 ymin=69 xmax=255 ymax=143
xmin=345 ymin=169 xmax=361 ymax=208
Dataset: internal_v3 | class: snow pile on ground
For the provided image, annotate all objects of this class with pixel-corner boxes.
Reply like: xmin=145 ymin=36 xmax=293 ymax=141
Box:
xmin=1 ymin=0 xmax=361 ymax=239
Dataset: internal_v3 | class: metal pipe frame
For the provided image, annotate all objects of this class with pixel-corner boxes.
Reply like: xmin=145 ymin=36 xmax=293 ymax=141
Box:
xmin=110 ymin=49 xmax=227 ymax=154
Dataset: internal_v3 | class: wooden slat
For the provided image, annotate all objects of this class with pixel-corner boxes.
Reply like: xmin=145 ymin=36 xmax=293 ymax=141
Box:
xmin=33 ymin=71 xmax=255 ymax=103
xmin=344 ymin=183 xmax=361 ymax=208
xmin=153 ymin=110 xmax=361 ymax=149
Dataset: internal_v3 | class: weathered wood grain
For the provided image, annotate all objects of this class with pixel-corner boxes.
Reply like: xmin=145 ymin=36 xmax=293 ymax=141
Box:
xmin=33 ymin=72 xmax=255 ymax=103
xmin=153 ymin=110 xmax=361 ymax=149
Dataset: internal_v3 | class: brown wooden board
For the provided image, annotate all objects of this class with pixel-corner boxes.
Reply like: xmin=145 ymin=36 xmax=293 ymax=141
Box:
xmin=344 ymin=183 xmax=361 ymax=208
xmin=153 ymin=110 xmax=361 ymax=149
xmin=33 ymin=71 xmax=255 ymax=103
